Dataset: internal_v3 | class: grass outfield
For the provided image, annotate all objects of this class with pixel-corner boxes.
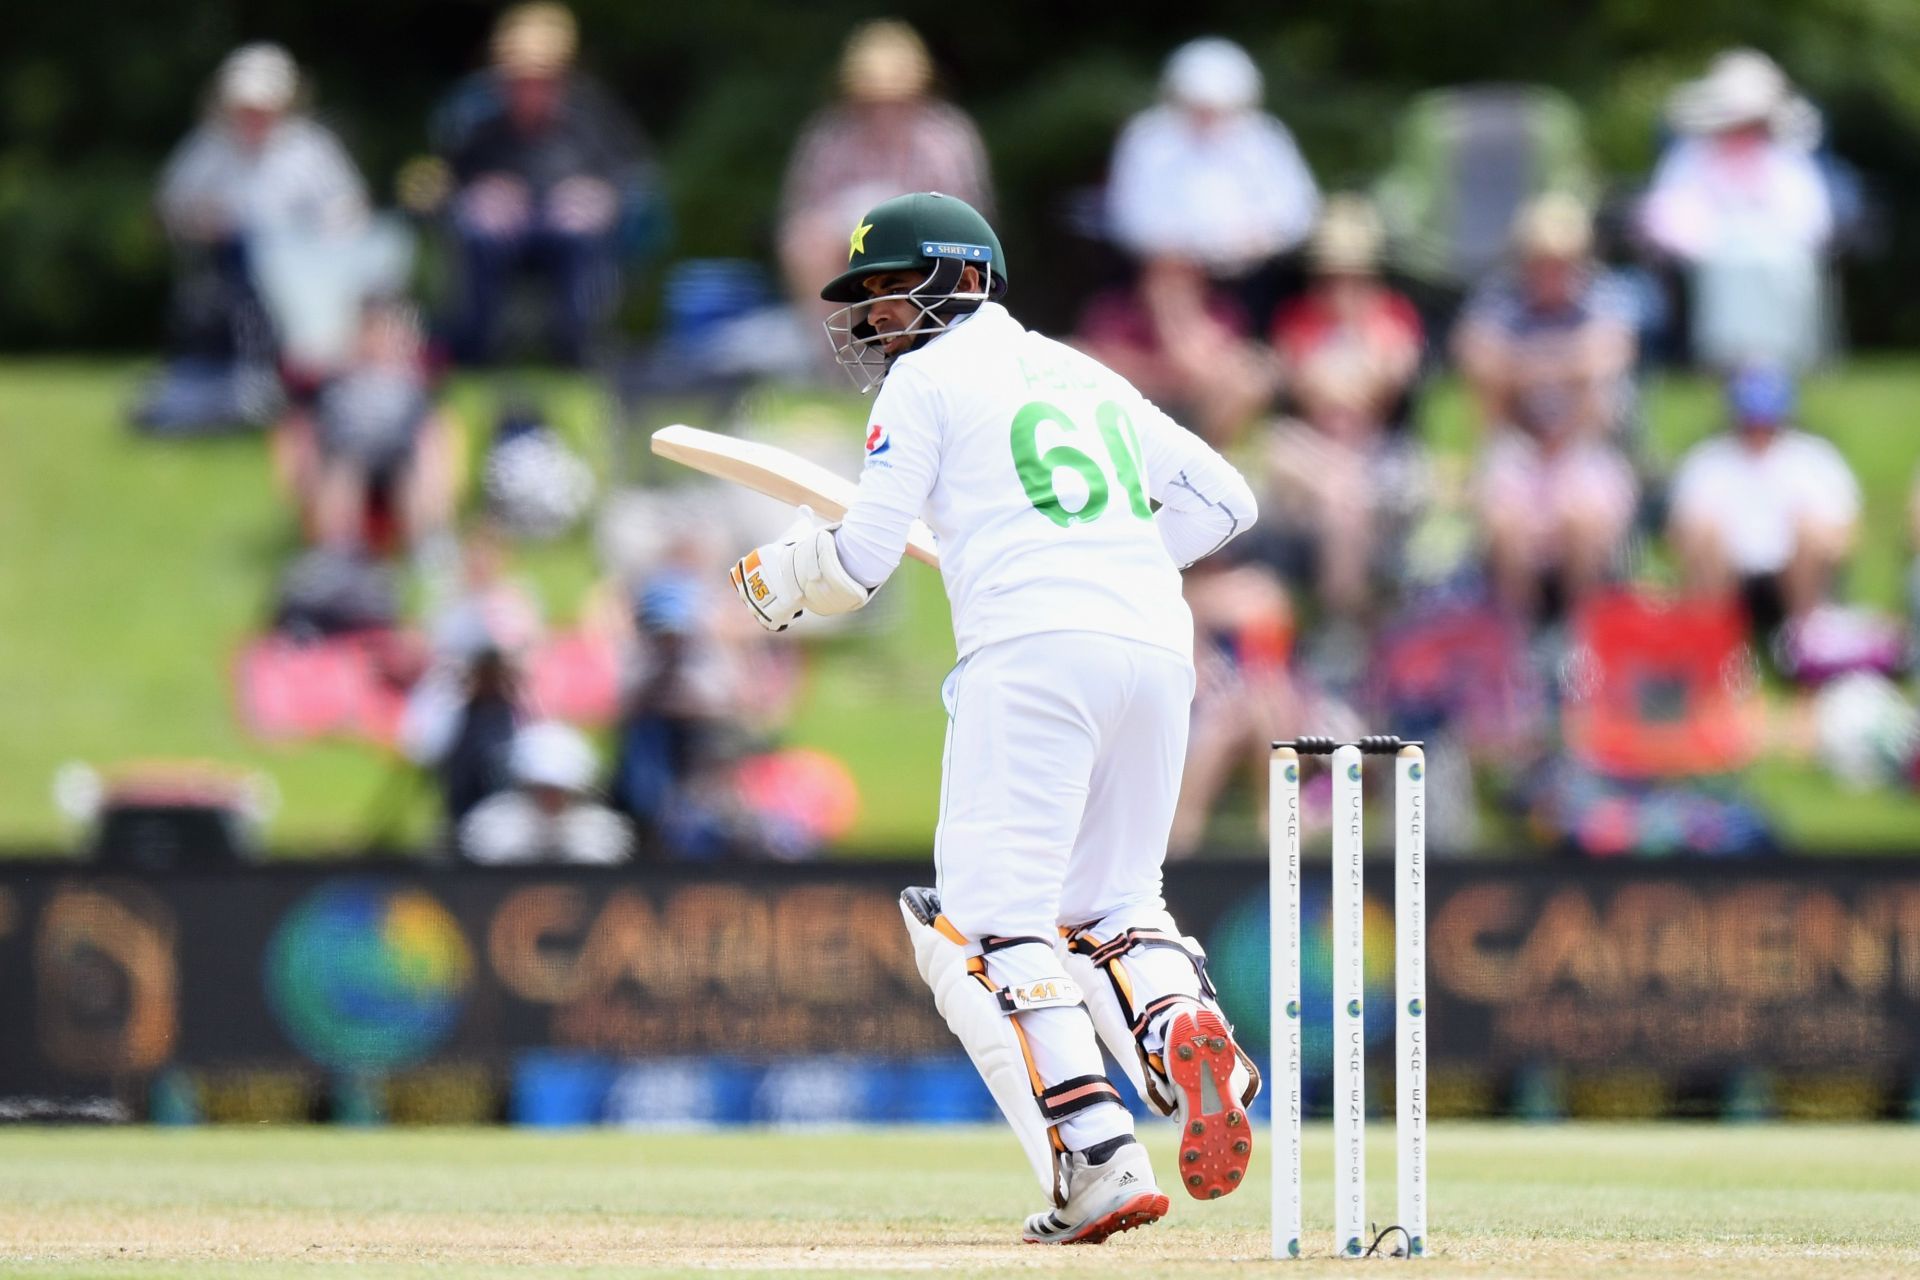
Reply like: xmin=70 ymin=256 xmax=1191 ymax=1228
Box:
xmin=2 ymin=358 xmax=1919 ymax=851
xmin=0 ymin=1125 xmax=1916 ymax=1277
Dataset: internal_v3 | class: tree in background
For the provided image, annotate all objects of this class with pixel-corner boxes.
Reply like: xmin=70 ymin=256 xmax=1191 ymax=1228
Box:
xmin=7 ymin=0 xmax=1920 ymax=349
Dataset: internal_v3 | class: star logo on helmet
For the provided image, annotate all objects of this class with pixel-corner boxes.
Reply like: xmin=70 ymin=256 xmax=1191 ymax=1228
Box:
xmin=848 ymin=221 xmax=874 ymax=262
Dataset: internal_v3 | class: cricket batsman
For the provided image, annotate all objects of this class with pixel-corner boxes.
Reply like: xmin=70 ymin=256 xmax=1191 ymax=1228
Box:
xmin=729 ymin=192 xmax=1261 ymax=1244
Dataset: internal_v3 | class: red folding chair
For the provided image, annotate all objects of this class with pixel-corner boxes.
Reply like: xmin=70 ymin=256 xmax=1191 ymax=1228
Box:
xmin=1562 ymin=590 xmax=1764 ymax=778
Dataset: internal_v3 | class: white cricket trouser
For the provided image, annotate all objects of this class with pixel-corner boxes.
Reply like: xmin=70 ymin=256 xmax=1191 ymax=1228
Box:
xmin=934 ymin=630 xmax=1194 ymax=1149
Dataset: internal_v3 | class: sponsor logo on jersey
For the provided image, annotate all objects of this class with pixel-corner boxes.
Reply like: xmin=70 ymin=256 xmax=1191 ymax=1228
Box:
xmin=865 ymin=423 xmax=891 ymax=456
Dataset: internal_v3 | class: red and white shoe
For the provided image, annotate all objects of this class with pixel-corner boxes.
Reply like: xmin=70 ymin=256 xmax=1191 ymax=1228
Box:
xmin=1165 ymin=1004 xmax=1254 ymax=1200
xmin=1021 ymin=1139 xmax=1169 ymax=1245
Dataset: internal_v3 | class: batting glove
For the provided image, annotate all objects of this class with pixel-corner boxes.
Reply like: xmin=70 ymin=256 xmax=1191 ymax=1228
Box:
xmin=729 ymin=508 xmax=820 ymax=633
xmin=729 ymin=506 xmax=874 ymax=633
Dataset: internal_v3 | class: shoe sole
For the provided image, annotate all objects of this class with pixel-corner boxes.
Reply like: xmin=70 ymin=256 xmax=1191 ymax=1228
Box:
xmin=1025 ymin=1191 xmax=1170 ymax=1245
xmin=1167 ymin=1007 xmax=1252 ymax=1201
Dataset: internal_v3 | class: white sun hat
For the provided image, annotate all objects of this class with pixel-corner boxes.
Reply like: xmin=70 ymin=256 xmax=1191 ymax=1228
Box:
xmin=217 ymin=43 xmax=298 ymax=112
xmin=1163 ymin=37 xmax=1263 ymax=112
xmin=1667 ymin=48 xmax=1819 ymax=145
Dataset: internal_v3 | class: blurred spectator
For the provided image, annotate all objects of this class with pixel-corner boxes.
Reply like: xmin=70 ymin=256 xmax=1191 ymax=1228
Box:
xmin=1107 ymin=38 xmax=1318 ymax=278
xmin=271 ymin=297 xmax=458 ymax=554
xmin=460 ymin=720 xmax=632 ymax=863
xmin=1667 ymin=366 xmax=1860 ymax=640
xmin=425 ymin=3 xmax=658 ymax=365
xmin=611 ymin=563 xmax=785 ymax=858
xmin=1170 ymin=559 xmax=1302 ymax=856
xmin=426 ymin=525 xmax=546 ymax=656
xmin=1264 ymin=197 xmax=1426 ymax=619
xmin=778 ymin=21 xmax=993 ymax=335
xmin=1085 ymin=37 xmax=1317 ymax=442
xmin=145 ymin=43 xmax=409 ymax=428
xmin=1641 ymin=50 xmax=1833 ymax=371
xmin=159 ymin=44 xmax=362 ymax=256
xmin=399 ymin=529 xmax=546 ymax=826
xmin=406 ymin=644 xmax=525 ymax=830
xmin=1455 ymin=194 xmax=1638 ymax=622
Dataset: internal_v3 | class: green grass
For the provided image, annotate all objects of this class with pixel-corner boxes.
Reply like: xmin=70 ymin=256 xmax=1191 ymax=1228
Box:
xmin=0 ymin=362 xmax=613 ymax=851
xmin=0 ymin=358 xmax=1917 ymax=852
xmin=0 ymin=1124 xmax=1914 ymax=1277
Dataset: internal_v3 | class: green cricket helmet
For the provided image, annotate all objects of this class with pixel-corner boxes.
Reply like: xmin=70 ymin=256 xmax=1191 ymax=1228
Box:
xmin=820 ymin=191 xmax=1009 ymax=392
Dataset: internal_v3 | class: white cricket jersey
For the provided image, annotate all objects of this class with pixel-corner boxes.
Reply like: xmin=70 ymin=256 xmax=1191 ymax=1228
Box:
xmin=835 ymin=302 xmax=1257 ymax=662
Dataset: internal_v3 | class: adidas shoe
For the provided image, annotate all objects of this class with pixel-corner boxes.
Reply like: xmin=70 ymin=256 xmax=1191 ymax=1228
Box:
xmin=1021 ymin=1136 xmax=1169 ymax=1245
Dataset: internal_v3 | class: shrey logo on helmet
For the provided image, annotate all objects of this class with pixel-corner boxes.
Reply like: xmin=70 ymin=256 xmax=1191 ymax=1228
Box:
xmin=820 ymin=191 xmax=1010 ymax=394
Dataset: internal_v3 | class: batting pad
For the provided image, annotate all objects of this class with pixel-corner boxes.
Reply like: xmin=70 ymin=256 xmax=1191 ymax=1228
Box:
xmin=1064 ymin=903 xmax=1260 ymax=1117
xmin=1062 ymin=940 xmax=1169 ymax=1115
xmin=902 ymin=889 xmax=1107 ymax=1206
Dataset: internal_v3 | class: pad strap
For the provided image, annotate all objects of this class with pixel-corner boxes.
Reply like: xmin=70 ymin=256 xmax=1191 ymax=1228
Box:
xmin=1038 ymin=1074 xmax=1124 ymax=1121
xmin=980 ymin=933 xmax=1084 ymax=1012
xmin=969 ymin=939 xmax=1111 ymax=1147
xmin=1129 ymin=992 xmax=1192 ymax=1040
xmin=1064 ymin=923 xmax=1236 ymax=1113
xmin=980 ymin=933 xmax=1057 ymax=953
xmin=1074 ymin=928 xmax=1220 ymax=1002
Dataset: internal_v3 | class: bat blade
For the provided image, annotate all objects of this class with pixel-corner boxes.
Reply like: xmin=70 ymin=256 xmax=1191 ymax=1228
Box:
xmin=650 ymin=424 xmax=940 ymax=568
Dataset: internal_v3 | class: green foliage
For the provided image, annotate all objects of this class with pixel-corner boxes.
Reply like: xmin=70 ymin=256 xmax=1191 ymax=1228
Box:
xmin=10 ymin=3 xmax=1920 ymax=348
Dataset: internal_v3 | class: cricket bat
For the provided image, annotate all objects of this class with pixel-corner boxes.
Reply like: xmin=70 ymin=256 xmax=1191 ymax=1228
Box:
xmin=650 ymin=423 xmax=942 ymax=568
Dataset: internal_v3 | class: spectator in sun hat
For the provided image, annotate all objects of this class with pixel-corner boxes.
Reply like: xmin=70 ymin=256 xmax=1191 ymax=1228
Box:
xmin=777 ymin=20 xmax=994 ymax=336
xmin=1262 ymin=195 xmax=1427 ymax=620
xmin=427 ymin=2 xmax=658 ymax=365
xmin=1667 ymin=365 xmax=1861 ymax=640
xmin=149 ymin=41 xmax=409 ymax=423
xmin=1080 ymin=37 xmax=1318 ymax=442
xmin=1106 ymin=37 xmax=1319 ymax=275
xmin=459 ymin=720 xmax=633 ymax=863
xmin=1642 ymin=49 xmax=1835 ymax=370
xmin=1646 ymin=48 xmax=1829 ymax=259
xmin=159 ymin=43 xmax=367 ymax=250
xmin=1455 ymin=193 xmax=1639 ymax=622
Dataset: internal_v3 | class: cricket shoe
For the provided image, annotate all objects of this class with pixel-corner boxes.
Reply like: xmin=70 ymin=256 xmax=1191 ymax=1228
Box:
xmin=1021 ymin=1136 xmax=1169 ymax=1245
xmin=1165 ymin=1004 xmax=1255 ymax=1201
